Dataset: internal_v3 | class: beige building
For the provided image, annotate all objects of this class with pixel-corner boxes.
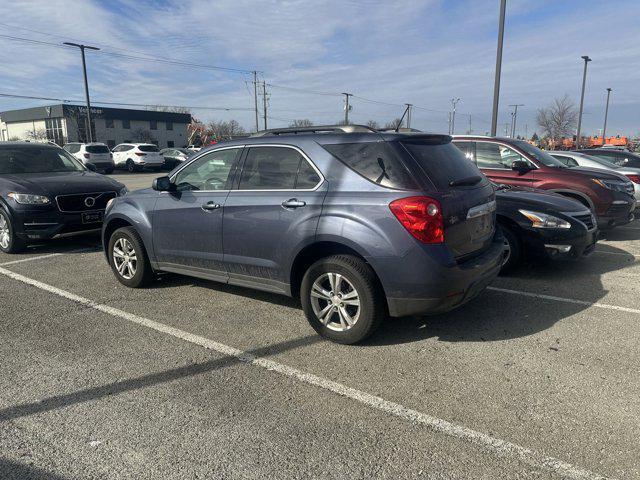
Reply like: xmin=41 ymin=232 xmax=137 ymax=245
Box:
xmin=0 ymin=104 xmax=191 ymax=149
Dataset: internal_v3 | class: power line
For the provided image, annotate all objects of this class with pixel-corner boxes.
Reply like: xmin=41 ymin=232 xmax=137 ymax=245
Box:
xmin=266 ymin=83 xmax=343 ymax=97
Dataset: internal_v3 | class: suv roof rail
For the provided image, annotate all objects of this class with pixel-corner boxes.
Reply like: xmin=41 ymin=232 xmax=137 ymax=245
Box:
xmin=251 ymin=124 xmax=377 ymax=137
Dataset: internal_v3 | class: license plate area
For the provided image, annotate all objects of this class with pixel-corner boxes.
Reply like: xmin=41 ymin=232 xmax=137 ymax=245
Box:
xmin=81 ymin=211 xmax=103 ymax=224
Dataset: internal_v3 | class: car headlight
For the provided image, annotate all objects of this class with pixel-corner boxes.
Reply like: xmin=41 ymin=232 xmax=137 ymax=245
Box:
xmin=7 ymin=192 xmax=51 ymax=205
xmin=518 ymin=209 xmax=571 ymax=229
xmin=592 ymin=178 xmax=631 ymax=193
xmin=118 ymin=186 xmax=129 ymax=196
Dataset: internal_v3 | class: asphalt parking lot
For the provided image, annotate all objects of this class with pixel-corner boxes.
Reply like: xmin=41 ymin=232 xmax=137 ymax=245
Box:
xmin=1 ymin=173 xmax=639 ymax=479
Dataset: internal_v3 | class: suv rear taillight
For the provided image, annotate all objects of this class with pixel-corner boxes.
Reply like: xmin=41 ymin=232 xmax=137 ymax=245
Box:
xmin=389 ymin=196 xmax=444 ymax=244
xmin=626 ymin=174 xmax=640 ymax=184
xmin=135 ymin=152 xmax=147 ymax=156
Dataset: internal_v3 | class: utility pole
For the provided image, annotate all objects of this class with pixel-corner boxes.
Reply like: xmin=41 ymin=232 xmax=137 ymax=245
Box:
xmin=252 ymin=71 xmax=259 ymax=132
xmin=509 ymin=104 xmax=524 ymax=138
xmin=404 ymin=103 xmax=412 ymax=128
xmin=602 ymin=87 xmax=612 ymax=147
xmin=262 ymin=82 xmax=269 ymax=130
xmin=342 ymin=93 xmax=352 ymax=125
xmin=468 ymin=114 xmax=472 ymax=134
xmin=575 ymin=55 xmax=591 ymax=149
xmin=504 ymin=123 xmax=510 ymax=136
xmin=525 ymin=124 xmax=528 ymax=140
xmin=491 ymin=0 xmax=507 ymax=136
xmin=63 ymin=42 xmax=100 ymax=142
xmin=450 ymin=98 xmax=460 ymax=134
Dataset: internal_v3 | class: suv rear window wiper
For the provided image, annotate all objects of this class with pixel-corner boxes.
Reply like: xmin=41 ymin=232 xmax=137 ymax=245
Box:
xmin=449 ymin=175 xmax=482 ymax=187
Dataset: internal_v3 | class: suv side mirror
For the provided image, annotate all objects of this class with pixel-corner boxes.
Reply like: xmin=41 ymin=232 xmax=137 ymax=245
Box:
xmin=85 ymin=162 xmax=97 ymax=172
xmin=511 ymin=160 xmax=532 ymax=174
xmin=152 ymin=176 xmax=173 ymax=191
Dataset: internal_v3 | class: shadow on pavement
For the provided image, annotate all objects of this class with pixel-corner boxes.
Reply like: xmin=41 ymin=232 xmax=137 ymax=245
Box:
xmin=0 ymin=334 xmax=319 ymax=423
xmin=0 ymin=458 xmax=68 ymax=480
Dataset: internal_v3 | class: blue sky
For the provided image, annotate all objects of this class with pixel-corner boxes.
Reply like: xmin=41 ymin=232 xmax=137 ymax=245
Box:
xmin=0 ymin=0 xmax=638 ymax=137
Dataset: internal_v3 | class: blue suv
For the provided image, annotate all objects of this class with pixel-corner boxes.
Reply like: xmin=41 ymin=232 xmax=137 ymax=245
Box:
xmin=103 ymin=125 xmax=505 ymax=343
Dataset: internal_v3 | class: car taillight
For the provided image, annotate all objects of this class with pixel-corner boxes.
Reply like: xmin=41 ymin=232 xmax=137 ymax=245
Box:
xmin=626 ymin=174 xmax=640 ymax=184
xmin=135 ymin=152 xmax=147 ymax=156
xmin=83 ymin=153 xmax=90 ymax=158
xmin=389 ymin=196 xmax=444 ymax=244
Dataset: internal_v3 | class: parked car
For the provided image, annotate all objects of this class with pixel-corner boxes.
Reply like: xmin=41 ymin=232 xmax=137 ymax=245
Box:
xmin=0 ymin=142 xmax=127 ymax=253
xmin=551 ymin=151 xmax=640 ymax=209
xmin=452 ymin=136 xmax=635 ymax=229
xmin=159 ymin=147 xmax=191 ymax=170
xmin=103 ymin=125 xmax=505 ymax=344
xmin=494 ymin=184 xmax=598 ymax=272
xmin=63 ymin=142 xmax=115 ymax=174
xmin=575 ymin=149 xmax=640 ymax=169
xmin=111 ymin=143 xmax=164 ymax=172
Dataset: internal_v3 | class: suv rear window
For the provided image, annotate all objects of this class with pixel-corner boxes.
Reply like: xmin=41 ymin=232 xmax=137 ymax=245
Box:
xmin=86 ymin=145 xmax=110 ymax=153
xmin=138 ymin=145 xmax=159 ymax=152
xmin=401 ymin=140 xmax=485 ymax=190
xmin=322 ymin=142 xmax=418 ymax=189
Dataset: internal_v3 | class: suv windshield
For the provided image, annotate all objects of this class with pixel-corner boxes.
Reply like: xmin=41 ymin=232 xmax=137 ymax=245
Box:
xmin=0 ymin=147 xmax=86 ymax=174
xmin=402 ymin=140 xmax=485 ymax=190
xmin=139 ymin=145 xmax=159 ymax=152
xmin=513 ymin=140 xmax=566 ymax=168
xmin=86 ymin=145 xmax=110 ymax=154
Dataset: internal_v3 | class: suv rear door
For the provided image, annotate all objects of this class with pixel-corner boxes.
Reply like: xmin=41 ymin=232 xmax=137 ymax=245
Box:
xmin=222 ymin=145 xmax=325 ymax=293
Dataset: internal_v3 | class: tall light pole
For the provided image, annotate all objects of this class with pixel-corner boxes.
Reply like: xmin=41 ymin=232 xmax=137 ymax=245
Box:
xmin=342 ymin=93 xmax=352 ymax=124
xmin=262 ymin=82 xmax=269 ymax=130
xmin=252 ymin=71 xmax=259 ymax=132
xmin=450 ymin=97 xmax=460 ymax=134
xmin=509 ymin=103 xmax=524 ymax=138
xmin=63 ymin=42 xmax=100 ymax=142
xmin=404 ymin=103 xmax=413 ymax=128
xmin=490 ymin=0 xmax=507 ymax=136
xmin=575 ymin=55 xmax=591 ymax=149
xmin=602 ymin=87 xmax=612 ymax=147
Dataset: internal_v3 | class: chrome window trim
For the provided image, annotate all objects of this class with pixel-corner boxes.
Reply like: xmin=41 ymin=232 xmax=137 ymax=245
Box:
xmin=472 ymin=139 xmax=539 ymax=171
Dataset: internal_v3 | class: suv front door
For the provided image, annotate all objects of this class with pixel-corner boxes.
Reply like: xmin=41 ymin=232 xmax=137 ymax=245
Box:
xmin=152 ymin=147 xmax=241 ymax=280
xmin=223 ymin=145 xmax=326 ymax=294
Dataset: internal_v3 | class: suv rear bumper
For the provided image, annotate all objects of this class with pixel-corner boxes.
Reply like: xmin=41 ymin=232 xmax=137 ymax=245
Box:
xmin=382 ymin=231 xmax=505 ymax=318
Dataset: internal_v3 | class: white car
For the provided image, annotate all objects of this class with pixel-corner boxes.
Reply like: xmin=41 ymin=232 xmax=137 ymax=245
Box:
xmin=63 ymin=142 xmax=114 ymax=173
xmin=551 ymin=151 xmax=640 ymax=209
xmin=111 ymin=143 xmax=165 ymax=172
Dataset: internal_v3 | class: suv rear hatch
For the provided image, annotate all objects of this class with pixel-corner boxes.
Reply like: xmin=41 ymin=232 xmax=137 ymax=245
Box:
xmin=399 ymin=136 xmax=496 ymax=260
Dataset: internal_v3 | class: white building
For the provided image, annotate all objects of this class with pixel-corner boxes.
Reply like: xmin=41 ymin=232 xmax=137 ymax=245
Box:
xmin=0 ymin=104 xmax=191 ymax=149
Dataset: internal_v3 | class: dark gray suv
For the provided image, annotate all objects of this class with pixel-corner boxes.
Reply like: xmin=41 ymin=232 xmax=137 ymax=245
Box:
xmin=102 ymin=125 xmax=505 ymax=344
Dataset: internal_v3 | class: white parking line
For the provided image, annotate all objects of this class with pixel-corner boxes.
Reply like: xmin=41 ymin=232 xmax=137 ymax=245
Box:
xmin=0 ymin=265 xmax=611 ymax=480
xmin=0 ymin=253 xmax=62 ymax=266
xmin=488 ymin=287 xmax=640 ymax=315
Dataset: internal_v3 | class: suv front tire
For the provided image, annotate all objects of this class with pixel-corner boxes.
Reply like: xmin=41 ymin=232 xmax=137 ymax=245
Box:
xmin=108 ymin=227 xmax=154 ymax=287
xmin=300 ymin=255 xmax=385 ymax=344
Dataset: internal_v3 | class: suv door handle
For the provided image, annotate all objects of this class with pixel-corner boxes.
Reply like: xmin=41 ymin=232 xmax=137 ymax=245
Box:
xmin=201 ymin=201 xmax=221 ymax=211
xmin=281 ymin=198 xmax=306 ymax=209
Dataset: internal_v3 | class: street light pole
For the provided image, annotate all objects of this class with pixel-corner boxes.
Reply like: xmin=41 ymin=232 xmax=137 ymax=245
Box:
xmin=490 ymin=0 xmax=507 ymax=137
xmin=404 ymin=103 xmax=412 ymax=128
xmin=602 ymin=88 xmax=612 ymax=147
xmin=575 ymin=55 xmax=592 ymax=149
xmin=342 ymin=93 xmax=352 ymax=125
xmin=450 ymin=97 xmax=460 ymax=134
xmin=63 ymin=42 xmax=100 ymax=142
xmin=509 ymin=104 xmax=524 ymax=138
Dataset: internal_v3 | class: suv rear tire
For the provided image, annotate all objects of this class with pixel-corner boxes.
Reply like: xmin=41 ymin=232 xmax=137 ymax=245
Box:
xmin=108 ymin=227 xmax=154 ymax=287
xmin=0 ymin=209 xmax=26 ymax=254
xmin=126 ymin=159 xmax=137 ymax=173
xmin=300 ymin=255 xmax=385 ymax=344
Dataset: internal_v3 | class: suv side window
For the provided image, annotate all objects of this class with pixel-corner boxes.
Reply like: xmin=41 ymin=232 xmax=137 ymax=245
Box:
xmin=173 ymin=148 xmax=240 ymax=192
xmin=475 ymin=142 xmax=528 ymax=169
xmin=553 ymin=154 xmax=578 ymax=167
xmin=238 ymin=146 xmax=318 ymax=190
xmin=322 ymin=142 xmax=417 ymax=189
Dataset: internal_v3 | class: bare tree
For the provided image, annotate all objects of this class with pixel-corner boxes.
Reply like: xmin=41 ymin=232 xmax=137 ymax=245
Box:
xmin=289 ymin=119 xmax=313 ymax=128
xmin=187 ymin=118 xmax=209 ymax=146
xmin=366 ymin=120 xmax=380 ymax=130
xmin=385 ymin=118 xmax=404 ymax=130
xmin=132 ymin=127 xmax=156 ymax=144
xmin=207 ymin=119 xmax=246 ymax=141
xmin=536 ymin=95 xmax=578 ymax=149
xmin=26 ymin=128 xmax=48 ymax=141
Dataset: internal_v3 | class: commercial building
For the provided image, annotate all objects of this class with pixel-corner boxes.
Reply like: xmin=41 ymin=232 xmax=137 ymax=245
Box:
xmin=0 ymin=104 xmax=191 ymax=148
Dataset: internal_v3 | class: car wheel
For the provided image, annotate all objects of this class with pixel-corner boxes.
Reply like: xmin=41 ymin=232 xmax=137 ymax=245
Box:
xmin=300 ymin=255 xmax=385 ymax=344
xmin=0 ymin=209 xmax=26 ymax=254
xmin=108 ymin=227 xmax=154 ymax=287
xmin=499 ymin=225 xmax=522 ymax=274
xmin=126 ymin=159 xmax=136 ymax=173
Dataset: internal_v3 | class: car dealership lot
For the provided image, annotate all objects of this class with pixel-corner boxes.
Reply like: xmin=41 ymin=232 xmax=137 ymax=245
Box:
xmin=1 ymin=174 xmax=639 ymax=479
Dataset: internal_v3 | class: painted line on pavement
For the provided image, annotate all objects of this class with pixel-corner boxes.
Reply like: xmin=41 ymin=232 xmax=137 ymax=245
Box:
xmin=0 ymin=265 xmax=612 ymax=480
xmin=0 ymin=253 xmax=62 ymax=266
xmin=488 ymin=286 xmax=640 ymax=315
